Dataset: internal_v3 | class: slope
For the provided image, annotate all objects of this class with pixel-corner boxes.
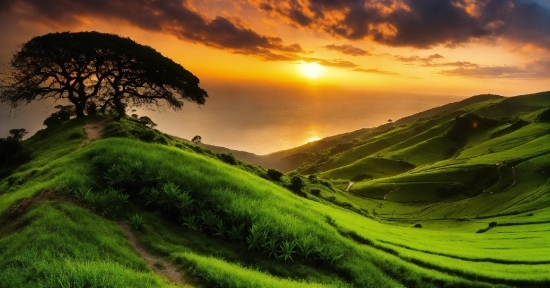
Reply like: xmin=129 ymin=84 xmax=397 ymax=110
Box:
xmin=0 ymin=112 xmax=548 ymax=287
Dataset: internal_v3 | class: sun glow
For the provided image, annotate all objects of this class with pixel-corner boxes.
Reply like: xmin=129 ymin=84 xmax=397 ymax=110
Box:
xmin=299 ymin=62 xmax=324 ymax=79
xmin=306 ymin=136 xmax=321 ymax=143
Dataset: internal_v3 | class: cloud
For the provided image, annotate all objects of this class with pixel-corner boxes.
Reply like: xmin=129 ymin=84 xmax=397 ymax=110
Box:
xmin=393 ymin=53 xmax=480 ymax=68
xmin=302 ymin=57 xmax=358 ymax=68
xmin=441 ymin=58 xmax=550 ymax=78
xmin=1 ymin=0 xmax=304 ymax=61
xmin=352 ymin=68 xmax=398 ymax=75
xmin=324 ymin=44 xmax=371 ymax=56
xmin=248 ymin=0 xmax=550 ymax=49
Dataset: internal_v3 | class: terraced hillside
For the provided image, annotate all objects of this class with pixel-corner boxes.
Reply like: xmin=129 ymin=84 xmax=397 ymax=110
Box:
xmin=0 ymin=91 xmax=549 ymax=287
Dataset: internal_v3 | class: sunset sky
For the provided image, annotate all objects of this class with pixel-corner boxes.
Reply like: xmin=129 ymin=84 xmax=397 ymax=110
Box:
xmin=0 ymin=0 xmax=549 ymax=154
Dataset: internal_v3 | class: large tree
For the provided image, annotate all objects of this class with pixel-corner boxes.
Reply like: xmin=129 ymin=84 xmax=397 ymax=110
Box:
xmin=0 ymin=32 xmax=207 ymax=118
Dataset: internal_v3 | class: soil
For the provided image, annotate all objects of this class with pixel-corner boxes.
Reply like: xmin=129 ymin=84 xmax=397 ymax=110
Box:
xmin=119 ymin=223 xmax=189 ymax=286
xmin=79 ymin=119 xmax=108 ymax=148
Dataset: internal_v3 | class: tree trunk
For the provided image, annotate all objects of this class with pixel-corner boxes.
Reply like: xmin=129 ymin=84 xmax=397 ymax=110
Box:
xmin=74 ymin=101 xmax=86 ymax=118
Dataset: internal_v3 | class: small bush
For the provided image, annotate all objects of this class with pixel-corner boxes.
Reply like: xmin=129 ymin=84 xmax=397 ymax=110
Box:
xmin=138 ymin=130 xmax=157 ymax=142
xmin=87 ymin=187 xmax=129 ymax=218
xmin=289 ymin=176 xmax=304 ymax=193
xmin=414 ymin=223 xmax=422 ymax=228
xmin=267 ymin=169 xmax=283 ymax=181
xmin=488 ymin=221 xmax=498 ymax=228
xmin=218 ymin=153 xmax=237 ymax=165
xmin=129 ymin=214 xmax=145 ymax=231
xmin=155 ymin=136 xmax=169 ymax=145
xmin=310 ymin=189 xmax=321 ymax=196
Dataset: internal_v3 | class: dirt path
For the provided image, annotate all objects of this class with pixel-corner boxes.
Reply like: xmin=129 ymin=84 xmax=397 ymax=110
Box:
xmin=345 ymin=181 xmax=355 ymax=191
xmin=119 ymin=223 xmax=189 ymax=286
xmin=383 ymin=187 xmax=400 ymax=200
xmin=79 ymin=120 xmax=108 ymax=148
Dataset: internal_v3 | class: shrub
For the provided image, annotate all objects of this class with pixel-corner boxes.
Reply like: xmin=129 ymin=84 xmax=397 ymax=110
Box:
xmin=84 ymin=187 xmax=129 ymax=218
xmin=310 ymin=189 xmax=321 ymax=196
xmin=277 ymin=240 xmax=297 ymax=262
xmin=155 ymin=136 xmax=169 ymax=145
xmin=488 ymin=221 xmax=498 ymax=228
xmin=267 ymin=169 xmax=283 ymax=181
xmin=129 ymin=214 xmax=145 ymax=230
xmin=218 ymin=153 xmax=237 ymax=165
xmin=289 ymin=176 xmax=304 ymax=193
xmin=414 ymin=223 xmax=422 ymax=228
xmin=138 ymin=130 xmax=157 ymax=142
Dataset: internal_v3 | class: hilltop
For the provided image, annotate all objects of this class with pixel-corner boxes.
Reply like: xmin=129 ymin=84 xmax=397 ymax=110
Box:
xmin=0 ymin=91 xmax=549 ymax=287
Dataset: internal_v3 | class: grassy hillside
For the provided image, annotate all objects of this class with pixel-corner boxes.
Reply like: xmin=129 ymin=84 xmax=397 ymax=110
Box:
xmin=0 ymin=91 xmax=549 ymax=287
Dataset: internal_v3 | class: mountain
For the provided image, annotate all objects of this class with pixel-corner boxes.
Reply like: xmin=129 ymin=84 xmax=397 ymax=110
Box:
xmin=0 ymin=91 xmax=549 ymax=287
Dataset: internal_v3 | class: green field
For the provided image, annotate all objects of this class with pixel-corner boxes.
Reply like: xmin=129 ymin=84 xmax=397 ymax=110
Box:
xmin=0 ymin=92 xmax=549 ymax=287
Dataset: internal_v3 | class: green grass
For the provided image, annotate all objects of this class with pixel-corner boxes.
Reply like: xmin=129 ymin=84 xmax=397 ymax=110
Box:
xmin=0 ymin=200 xmax=174 ymax=287
xmin=1 ymin=90 xmax=549 ymax=288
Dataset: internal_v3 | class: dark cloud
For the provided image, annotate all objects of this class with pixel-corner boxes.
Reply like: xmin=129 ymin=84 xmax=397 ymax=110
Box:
xmin=0 ymin=0 xmax=304 ymax=61
xmin=441 ymin=59 xmax=550 ymax=78
xmin=249 ymin=0 xmax=550 ymax=49
xmin=352 ymin=68 xmax=398 ymax=75
xmin=324 ymin=44 xmax=371 ymax=56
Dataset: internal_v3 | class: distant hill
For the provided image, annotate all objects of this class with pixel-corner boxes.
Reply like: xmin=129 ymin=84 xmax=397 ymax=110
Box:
xmin=206 ymin=93 xmax=506 ymax=172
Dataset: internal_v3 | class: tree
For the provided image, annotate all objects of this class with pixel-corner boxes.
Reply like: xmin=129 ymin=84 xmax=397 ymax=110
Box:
xmin=8 ymin=128 xmax=28 ymax=141
xmin=388 ymin=119 xmax=393 ymax=123
xmin=42 ymin=105 xmax=75 ymax=129
xmin=137 ymin=116 xmax=157 ymax=128
xmin=1 ymin=32 xmax=208 ymax=119
xmin=191 ymin=135 xmax=202 ymax=144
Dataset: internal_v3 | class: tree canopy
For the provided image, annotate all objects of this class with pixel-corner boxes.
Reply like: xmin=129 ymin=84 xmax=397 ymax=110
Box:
xmin=0 ymin=31 xmax=208 ymax=118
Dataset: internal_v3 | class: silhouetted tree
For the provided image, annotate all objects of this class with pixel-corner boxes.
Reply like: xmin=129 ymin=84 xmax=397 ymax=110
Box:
xmin=1 ymin=32 xmax=208 ymax=119
xmin=8 ymin=128 xmax=28 ymax=141
xmin=137 ymin=116 xmax=157 ymax=128
xmin=191 ymin=135 xmax=202 ymax=143
xmin=42 ymin=105 xmax=75 ymax=129
xmin=388 ymin=119 xmax=393 ymax=123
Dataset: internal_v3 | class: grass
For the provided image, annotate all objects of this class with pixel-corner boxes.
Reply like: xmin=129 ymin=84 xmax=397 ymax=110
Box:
xmin=0 ymin=91 xmax=549 ymax=287
xmin=0 ymin=200 xmax=175 ymax=287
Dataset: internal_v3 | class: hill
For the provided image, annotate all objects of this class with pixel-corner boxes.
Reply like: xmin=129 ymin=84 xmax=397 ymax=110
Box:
xmin=0 ymin=91 xmax=549 ymax=287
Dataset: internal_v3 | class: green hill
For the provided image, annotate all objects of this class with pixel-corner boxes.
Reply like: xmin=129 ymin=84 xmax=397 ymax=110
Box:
xmin=0 ymin=91 xmax=549 ymax=287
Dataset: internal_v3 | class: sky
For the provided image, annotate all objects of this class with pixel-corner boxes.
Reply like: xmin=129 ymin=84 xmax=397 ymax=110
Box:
xmin=0 ymin=0 xmax=549 ymax=154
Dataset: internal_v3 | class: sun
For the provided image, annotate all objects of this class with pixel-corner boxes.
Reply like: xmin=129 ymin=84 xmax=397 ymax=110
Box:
xmin=299 ymin=62 xmax=324 ymax=79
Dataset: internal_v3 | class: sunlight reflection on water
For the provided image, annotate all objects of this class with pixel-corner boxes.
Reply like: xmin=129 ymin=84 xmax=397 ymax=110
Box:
xmin=0 ymin=81 xmax=463 ymax=155
xmin=151 ymin=82 xmax=463 ymax=154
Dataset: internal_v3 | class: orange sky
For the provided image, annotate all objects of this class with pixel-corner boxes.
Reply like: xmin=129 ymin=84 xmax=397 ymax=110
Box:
xmin=0 ymin=0 xmax=549 ymax=153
